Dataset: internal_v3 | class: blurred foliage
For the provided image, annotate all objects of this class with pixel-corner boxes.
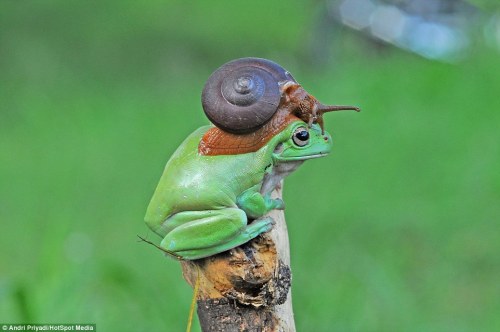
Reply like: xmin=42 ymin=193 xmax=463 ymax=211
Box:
xmin=468 ymin=0 xmax=500 ymax=10
xmin=1 ymin=1 xmax=499 ymax=331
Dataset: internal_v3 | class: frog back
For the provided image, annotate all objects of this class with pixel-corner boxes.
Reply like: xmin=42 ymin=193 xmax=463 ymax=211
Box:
xmin=145 ymin=126 xmax=272 ymax=232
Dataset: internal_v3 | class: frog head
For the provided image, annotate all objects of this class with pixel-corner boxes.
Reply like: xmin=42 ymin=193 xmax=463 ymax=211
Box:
xmin=272 ymin=121 xmax=332 ymax=163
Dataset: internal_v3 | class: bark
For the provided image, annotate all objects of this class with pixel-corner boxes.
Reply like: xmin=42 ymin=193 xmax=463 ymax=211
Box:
xmin=181 ymin=187 xmax=295 ymax=332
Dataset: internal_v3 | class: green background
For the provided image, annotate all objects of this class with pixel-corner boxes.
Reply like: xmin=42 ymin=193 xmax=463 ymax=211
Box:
xmin=1 ymin=1 xmax=499 ymax=331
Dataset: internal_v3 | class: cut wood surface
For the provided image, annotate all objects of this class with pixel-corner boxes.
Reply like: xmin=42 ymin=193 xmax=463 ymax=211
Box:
xmin=181 ymin=187 xmax=296 ymax=332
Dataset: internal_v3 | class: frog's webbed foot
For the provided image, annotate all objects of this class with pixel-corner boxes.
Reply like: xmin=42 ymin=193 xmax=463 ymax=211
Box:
xmin=273 ymin=198 xmax=285 ymax=210
xmin=246 ymin=217 xmax=274 ymax=237
xmin=237 ymin=186 xmax=285 ymax=218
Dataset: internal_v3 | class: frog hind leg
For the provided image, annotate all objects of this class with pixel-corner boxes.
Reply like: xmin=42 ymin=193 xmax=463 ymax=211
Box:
xmin=175 ymin=217 xmax=274 ymax=260
xmin=160 ymin=208 xmax=273 ymax=260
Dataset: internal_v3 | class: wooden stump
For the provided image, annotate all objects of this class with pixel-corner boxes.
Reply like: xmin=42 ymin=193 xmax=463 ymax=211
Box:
xmin=181 ymin=187 xmax=296 ymax=332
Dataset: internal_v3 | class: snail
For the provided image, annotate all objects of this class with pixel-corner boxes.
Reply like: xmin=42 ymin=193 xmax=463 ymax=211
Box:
xmin=199 ymin=57 xmax=359 ymax=156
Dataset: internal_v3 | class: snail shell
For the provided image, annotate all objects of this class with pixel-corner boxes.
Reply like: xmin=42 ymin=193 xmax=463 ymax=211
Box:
xmin=201 ymin=57 xmax=296 ymax=134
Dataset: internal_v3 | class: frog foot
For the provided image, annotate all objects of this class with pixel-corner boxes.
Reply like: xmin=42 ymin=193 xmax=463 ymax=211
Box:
xmin=246 ymin=217 xmax=274 ymax=238
xmin=273 ymin=198 xmax=285 ymax=210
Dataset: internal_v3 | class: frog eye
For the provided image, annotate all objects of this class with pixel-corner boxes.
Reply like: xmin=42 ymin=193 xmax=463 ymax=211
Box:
xmin=292 ymin=127 xmax=310 ymax=147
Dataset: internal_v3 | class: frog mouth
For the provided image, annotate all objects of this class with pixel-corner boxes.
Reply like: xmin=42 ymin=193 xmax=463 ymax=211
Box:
xmin=275 ymin=152 xmax=329 ymax=162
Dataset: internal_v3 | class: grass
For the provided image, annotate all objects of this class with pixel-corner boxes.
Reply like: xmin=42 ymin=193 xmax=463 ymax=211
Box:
xmin=1 ymin=2 xmax=499 ymax=331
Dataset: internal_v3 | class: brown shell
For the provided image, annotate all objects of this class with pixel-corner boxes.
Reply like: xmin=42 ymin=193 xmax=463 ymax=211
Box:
xmin=199 ymin=109 xmax=301 ymax=156
xmin=201 ymin=57 xmax=296 ymax=134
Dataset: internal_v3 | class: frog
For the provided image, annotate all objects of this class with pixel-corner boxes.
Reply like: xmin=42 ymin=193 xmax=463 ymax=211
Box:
xmin=144 ymin=120 xmax=332 ymax=260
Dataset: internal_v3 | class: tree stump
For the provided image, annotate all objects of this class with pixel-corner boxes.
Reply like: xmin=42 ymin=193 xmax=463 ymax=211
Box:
xmin=181 ymin=187 xmax=296 ymax=332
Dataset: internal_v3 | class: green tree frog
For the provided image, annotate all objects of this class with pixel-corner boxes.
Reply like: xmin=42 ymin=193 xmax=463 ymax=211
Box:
xmin=144 ymin=121 xmax=332 ymax=260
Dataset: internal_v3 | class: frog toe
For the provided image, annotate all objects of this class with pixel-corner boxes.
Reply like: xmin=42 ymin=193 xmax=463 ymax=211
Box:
xmin=246 ymin=217 xmax=274 ymax=237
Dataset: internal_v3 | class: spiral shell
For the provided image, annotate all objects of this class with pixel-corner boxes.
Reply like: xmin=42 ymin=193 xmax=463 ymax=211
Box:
xmin=201 ymin=57 xmax=296 ymax=134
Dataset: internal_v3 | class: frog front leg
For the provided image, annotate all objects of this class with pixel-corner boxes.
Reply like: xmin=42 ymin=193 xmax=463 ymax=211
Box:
xmin=236 ymin=184 xmax=285 ymax=219
xmin=159 ymin=208 xmax=273 ymax=260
